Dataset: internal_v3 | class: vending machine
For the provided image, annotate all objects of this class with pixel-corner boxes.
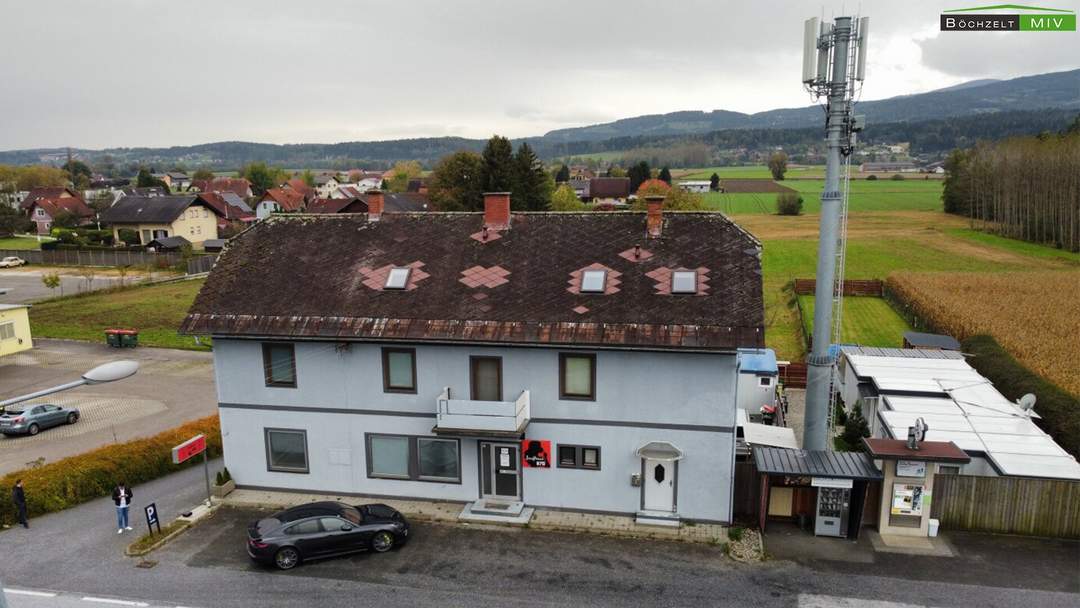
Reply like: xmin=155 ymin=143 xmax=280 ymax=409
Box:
xmin=814 ymin=486 xmax=851 ymax=537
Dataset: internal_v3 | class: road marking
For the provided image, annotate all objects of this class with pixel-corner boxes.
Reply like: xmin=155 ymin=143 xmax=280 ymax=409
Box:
xmin=80 ymin=597 xmax=150 ymax=607
xmin=800 ymin=595 xmax=927 ymax=608
xmin=3 ymin=588 xmax=58 ymax=597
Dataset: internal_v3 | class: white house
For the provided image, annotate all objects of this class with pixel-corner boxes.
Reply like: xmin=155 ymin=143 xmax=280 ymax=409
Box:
xmin=678 ymin=181 xmax=712 ymax=193
xmin=181 ymin=193 xmax=766 ymax=526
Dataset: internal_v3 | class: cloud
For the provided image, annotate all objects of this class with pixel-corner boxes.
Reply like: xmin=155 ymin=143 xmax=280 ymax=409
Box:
xmin=0 ymin=0 xmax=1073 ymax=150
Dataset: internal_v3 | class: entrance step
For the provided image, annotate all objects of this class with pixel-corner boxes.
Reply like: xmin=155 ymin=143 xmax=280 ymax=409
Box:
xmin=459 ymin=500 xmax=534 ymax=526
xmin=635 ymin=510 xmax=681 ymax=528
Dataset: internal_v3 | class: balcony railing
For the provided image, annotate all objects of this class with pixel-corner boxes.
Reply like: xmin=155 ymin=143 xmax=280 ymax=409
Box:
xmin=435 ymin=387 xmax=530 ymax=435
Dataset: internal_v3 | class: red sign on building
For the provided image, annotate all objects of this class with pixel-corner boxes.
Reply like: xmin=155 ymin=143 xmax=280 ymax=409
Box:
xmin=172 ymin=434 xmax=206 ymax=464
xmin=521 ymin=439 xmax=551 ymax=468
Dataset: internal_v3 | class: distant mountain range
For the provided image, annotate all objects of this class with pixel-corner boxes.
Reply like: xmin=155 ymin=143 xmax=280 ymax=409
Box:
xmin=1 ymin=69 xmax=1077 ymax=169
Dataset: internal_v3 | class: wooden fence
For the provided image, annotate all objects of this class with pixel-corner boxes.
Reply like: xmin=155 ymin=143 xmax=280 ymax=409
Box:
xmin=732 ymin=461 xmax=760 ymax=524
xmin=932 ymin=474 xmax=1080 ymax=538
xmin=793 ymin=278 xmax=883 ymax=296
xmin=778 ymin=362 xmax=807 ymax=388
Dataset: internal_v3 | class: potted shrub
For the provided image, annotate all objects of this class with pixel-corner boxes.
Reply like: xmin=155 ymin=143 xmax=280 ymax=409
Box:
xmin=212 ymin=467 xmax=235 ymax=498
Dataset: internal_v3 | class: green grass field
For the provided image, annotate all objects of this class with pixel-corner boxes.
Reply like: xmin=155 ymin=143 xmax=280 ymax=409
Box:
xmin=0 ymin=236 xmax=49 ymax=250
xmin=797 ymin=295 xmax=913 ymax=348
xmin=29 ymin=279 xmax=208 ymax=350
xmin=703 ymin=179 xmax=943 ymax=215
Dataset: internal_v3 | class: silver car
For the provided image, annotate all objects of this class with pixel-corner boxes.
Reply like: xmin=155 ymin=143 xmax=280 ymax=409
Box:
xmin=0 ymin=403 xmax=80 ymax=436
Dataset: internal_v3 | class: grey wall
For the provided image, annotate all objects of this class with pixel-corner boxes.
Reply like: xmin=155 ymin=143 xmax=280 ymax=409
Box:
xmin=213 ymin=338 xmax=739 ymax=521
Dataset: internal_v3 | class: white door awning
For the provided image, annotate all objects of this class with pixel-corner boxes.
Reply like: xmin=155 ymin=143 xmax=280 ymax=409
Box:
xmin=636 ymin=441 xmax=684 ymax=461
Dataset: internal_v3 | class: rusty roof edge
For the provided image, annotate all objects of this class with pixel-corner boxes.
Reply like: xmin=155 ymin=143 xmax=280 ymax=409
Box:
xmin=178 ymin=313 xmax=762 ymax=351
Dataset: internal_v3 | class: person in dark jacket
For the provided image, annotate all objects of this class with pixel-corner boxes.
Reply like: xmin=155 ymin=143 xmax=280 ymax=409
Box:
xmin=12 ymin=479 xmax=28 ymax=528
xmin=112 ymin=482 xmax=133 ymax=534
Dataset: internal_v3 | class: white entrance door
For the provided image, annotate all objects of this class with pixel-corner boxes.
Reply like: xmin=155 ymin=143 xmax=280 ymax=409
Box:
xmin=643 ymin=458 xmax=675 ymax=512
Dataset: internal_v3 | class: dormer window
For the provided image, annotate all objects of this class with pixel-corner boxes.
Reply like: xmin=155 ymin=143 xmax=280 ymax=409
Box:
xmin=580 ymin=269 xmax=607 ymax=293
xmin=384 ymin=267 xmax=411 ymax=290
xmin=671 ymin=270 xmax=697 ymax=294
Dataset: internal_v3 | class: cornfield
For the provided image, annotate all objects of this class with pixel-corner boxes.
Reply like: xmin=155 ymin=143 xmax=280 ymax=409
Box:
xmin=887 ymin=270 xmax=1080 ymax=397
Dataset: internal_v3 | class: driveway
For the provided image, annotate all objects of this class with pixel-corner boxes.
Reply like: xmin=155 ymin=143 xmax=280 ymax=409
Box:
xmin=0 ymin=269 xmax=139 ymax=304
xmin=0 ymin=462 xmax=1077 ymax=608
xmin=0 ymin=339 xmax=216 ymax=475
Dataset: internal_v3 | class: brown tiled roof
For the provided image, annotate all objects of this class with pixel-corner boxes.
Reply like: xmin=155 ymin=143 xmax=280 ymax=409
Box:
xmin=181 ymin=211 xmax=764 ymax=351
xmin=863 ymin=438 xmax=971 ymax=463
xmin=260 ymin=188 xmax=306 ymax=211
xmin=197 ymin=193 xmax=252 ymax=222
xmin=590 ymin=177 xmax=630 ymax=199
xmin=30 ymin=196 xmax=94 ymax=219
xmin=192 ymin=177 xmax=253 ymax=198
xmin=21 ymin=187 xmax=81 ymax=210
xmin=284 ymin=179 xmax=313 ymax=198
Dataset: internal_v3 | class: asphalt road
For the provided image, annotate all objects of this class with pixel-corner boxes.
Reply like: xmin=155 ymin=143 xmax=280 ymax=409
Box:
xmin=0 ymin=463 xmax=1076 ymax=608
xmin=0 ymin=269 xmax=138 ymax=304
xmin=0 ymin=339 xmax=216 ymax=475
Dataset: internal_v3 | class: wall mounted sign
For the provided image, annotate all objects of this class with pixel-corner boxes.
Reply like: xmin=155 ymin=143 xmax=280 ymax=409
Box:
xmin=891 ymin=483 xmax=924 ymax=516
xmin=521 ymin=439 xmax=551 ymax=468
xmin=896 ymin=460 xmax=926 ymax=478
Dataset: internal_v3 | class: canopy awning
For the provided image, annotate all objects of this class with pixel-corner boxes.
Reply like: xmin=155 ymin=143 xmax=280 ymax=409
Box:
xmin=636 ymin=441 xmax=684 ymax=461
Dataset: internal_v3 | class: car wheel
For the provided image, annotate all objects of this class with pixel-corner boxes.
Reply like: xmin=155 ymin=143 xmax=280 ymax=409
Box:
xmin=274 ymin=547 xmax=300 ymax=570
xmin=371 ymin=531 xmax=394 ymax=553
xmin=67 ymin=413 xmax=78 ymax=424
xmin=27 ymin=423 xmax=39 ymax=436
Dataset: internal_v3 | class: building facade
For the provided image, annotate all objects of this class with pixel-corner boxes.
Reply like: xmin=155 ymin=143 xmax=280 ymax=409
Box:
xmin=184 ymin=194 xmax=765 ymax=525
xmin=0 ymin=304 xmax=33 ymax=357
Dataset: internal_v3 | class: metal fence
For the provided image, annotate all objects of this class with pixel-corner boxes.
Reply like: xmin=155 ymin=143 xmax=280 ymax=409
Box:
xmin=932 ymin=473 xmax=1080 ymax=538
xmin=0 ymin=249 xmax=217 ymax=272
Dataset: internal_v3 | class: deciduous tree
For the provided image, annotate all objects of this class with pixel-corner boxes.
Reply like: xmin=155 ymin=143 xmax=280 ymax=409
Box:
xmin=429 ymin=151 xmax=484 ymax=211
xmin=551 ymin=184 xmax=585 ymax=211
xmin=768 ymin=151 xmax=788 ymax=180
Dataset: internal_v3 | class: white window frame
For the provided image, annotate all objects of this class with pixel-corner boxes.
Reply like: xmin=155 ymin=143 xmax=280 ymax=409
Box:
xmin=0 ymin=322 xmax=15 ymax=341
xmin=384 ymin=267 xmax=411 ymax=290
xmin=671 ymin=270 xmax=698 ymax=294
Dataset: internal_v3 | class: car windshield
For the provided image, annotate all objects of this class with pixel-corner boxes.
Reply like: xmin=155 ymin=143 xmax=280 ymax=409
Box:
xmin=2 ymin=408 xmax=24 ymax=415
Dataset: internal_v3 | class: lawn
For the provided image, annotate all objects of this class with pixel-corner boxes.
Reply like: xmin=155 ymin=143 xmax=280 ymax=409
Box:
xmin=29 ymin=279 xmax=207 ymax=350
xmin=797 ymin=295 xmax=913 ymax=348
xmin=0 ymin=235 xmax=49 ymax=250
xmin=700 ymin=179 xmax=942 ymax=216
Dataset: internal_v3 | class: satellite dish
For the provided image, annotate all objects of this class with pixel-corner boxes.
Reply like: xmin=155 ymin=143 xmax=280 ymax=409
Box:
xmin=1017 ymin=393 xmax=1037 ymax=412
xmin=914 ymin=417 xmax=928 ymax=442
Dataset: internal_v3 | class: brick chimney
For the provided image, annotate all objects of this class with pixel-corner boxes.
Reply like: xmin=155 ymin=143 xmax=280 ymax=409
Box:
xmin=645 ymin=195 xmax=664 ymax=238
xmin=366 ymin=189 xmax=384 ymax=221
xmin=483 ymin=192 xmax=511 ymax=230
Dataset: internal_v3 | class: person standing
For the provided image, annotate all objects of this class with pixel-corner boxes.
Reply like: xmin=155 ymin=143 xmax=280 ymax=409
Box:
xmin=12 ymin=479 xmax=28 ymax=529
xmin=112 ymin=482 xmax=133 ymax=534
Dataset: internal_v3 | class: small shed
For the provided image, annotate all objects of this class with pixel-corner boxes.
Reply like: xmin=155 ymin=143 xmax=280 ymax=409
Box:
xmin=737 ymin=348 xmax=779 ymax=416
xmin=902 ymin=331 xmax=961 ymax=351
xmin=753 ymin=447 xmax=883 ymax=539
xmin=202 ymin=239 xmax=226 ymax=253
xmin=145 ymin=236 xmax=191 ymax=252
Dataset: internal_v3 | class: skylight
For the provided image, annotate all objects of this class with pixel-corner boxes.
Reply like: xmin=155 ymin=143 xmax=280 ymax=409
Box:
xmin=671 ymin=270 xmax=697 ymax=294
xmin=384 ymin=267 xmax=411 ymax=290
xmin=580 ymin=269 xmax=607 ymax=293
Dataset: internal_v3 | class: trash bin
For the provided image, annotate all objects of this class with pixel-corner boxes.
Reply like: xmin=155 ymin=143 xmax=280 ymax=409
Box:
xmin=118 ymin=329 xmax=139 ymax=348
xmin=928 ymin=518 xmax=940 ymax=537
xmin=105 ymin=329 xmax=121 ymax=347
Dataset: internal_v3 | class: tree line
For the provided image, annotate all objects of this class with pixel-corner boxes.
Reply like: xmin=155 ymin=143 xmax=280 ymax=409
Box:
xmin=429 ymin=136 xmax=552 ymax=211
xmin=943 ymin=117 xmax=1080 ymax=252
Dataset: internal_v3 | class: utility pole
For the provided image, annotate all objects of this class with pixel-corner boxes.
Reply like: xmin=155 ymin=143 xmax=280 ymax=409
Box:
xmin=800 ymin=15 xmax=868 ymax=451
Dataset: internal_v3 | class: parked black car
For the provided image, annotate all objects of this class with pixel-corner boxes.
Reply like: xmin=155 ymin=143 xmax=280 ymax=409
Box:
xmin=247 ymin=501 xmax=409 ymax=570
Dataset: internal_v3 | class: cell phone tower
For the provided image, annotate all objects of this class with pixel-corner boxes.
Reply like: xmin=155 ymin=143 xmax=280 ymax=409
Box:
xmin=800 ymin=15 xmax=868 ymax=451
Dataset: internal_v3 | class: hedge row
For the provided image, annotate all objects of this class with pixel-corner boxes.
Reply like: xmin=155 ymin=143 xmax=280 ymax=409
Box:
xmin=0 ymin=416 xmax=221 ymax=527
xmin=962 ymin=335 xmax=1080 ymax=459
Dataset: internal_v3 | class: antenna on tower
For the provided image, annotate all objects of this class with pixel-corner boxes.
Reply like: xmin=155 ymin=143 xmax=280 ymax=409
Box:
xmin=800 ymin=14 xmax=869 ymax=453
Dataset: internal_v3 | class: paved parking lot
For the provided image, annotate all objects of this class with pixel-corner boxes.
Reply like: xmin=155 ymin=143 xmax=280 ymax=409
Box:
xmin=0 ymin=339 xmax=216 ymax=474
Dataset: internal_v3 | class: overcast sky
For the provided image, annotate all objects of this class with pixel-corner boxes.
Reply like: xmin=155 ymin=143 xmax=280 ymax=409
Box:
xmin=2 ymin=0 xmax=1078 ymax=150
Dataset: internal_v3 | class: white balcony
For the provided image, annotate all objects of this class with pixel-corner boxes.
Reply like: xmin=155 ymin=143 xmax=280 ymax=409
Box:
xmin=434 ymin=387 xmax=530 ymax=438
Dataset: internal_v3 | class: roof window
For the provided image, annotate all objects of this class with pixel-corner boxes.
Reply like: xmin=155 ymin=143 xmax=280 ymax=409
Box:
xmin=384 ymin=267 xmax=411 ymax=290
xmin=671 ymin=270 xmax=697 ymax=294
xmin=580 ymin=269 xmax=607 ymax=293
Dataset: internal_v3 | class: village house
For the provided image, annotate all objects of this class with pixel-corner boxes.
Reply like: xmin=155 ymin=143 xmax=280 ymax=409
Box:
xmin=20 ymin=187 xmax=95 ymax=233
xmin=587 ymin=177 xmax=631 ymax=205
xmin=313 ymin=174 xmax=340 ymax=199
xmin=256 ymin=188 xmax=307 ymax=219
xmin=0 ymin=304 xmax=33 ymax=358
xmin=181 ymin=194 xmax=764 ymax=526
xmin=189 ymin=177 xmax=254 ymax=199
xmin=99 ymin=194 xmax=223 ymax=249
